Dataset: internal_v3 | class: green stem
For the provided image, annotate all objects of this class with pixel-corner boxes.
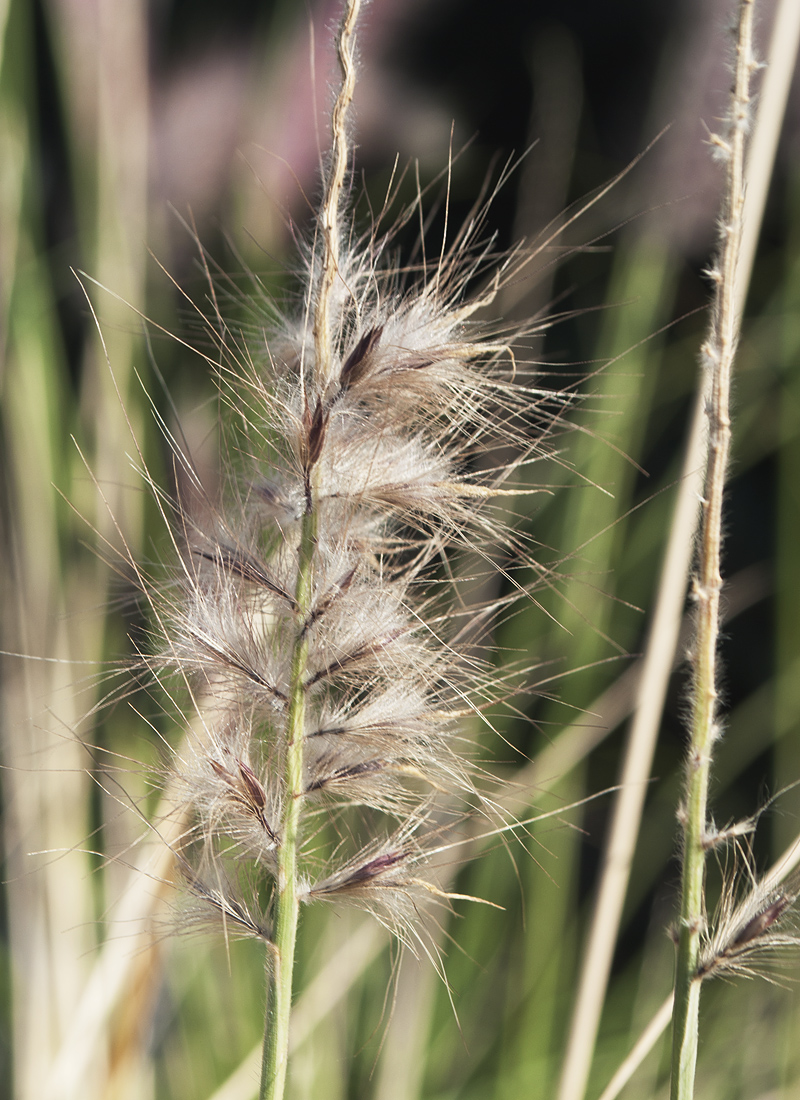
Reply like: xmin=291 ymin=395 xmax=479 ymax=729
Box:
xmin=670 ymin=962 xmax=702 ymax=1100
xmin=669 ymin=4 xmax=753 ymax=1098
xmin=670 ymin=686 xmax=713 ymax=1100
xmin=260 ymin=503 xmax=317 ymax=1100
xmin=671 ymin=518 xmax=719 ymax=1100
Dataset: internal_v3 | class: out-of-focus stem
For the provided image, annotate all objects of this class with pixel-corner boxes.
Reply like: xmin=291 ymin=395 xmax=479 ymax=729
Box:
xmin=669 ymin=3 xmax=754 ymax=1099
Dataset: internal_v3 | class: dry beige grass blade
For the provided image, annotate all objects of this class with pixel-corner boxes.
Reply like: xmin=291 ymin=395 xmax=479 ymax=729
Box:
xmin=2 ymin=631 xmax=97 ymax=1100
xmin=1 ymin=56 xmax=98 ymax=1096
xmin=556 ymin=387 xmax=706 ymax=1100
xmin=372 ymin=955 xmax=438 ymax=1100
xmin=734 ymin=0 xmax=800 ymax=315
xmin=44 ymin=0 xmax=150 ymax=553
xmin=12 ymin=7 xmax=154 ymax=1100
xmin=596 ymin=993 xmax=675 ymax=1100
xmin=0 ymin=0 xmax=9 ymax=65
xmin=42 ymin=806 xmax=185 ymax=1100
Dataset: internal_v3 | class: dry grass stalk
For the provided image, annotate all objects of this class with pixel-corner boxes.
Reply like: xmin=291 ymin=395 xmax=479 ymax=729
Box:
xmin=670 ymin=3 xmax=757 ymax=1097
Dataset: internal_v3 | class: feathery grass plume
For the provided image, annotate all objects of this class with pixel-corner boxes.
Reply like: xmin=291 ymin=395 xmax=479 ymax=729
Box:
xmin=128 ymin=2 xmax=570 ymax=1097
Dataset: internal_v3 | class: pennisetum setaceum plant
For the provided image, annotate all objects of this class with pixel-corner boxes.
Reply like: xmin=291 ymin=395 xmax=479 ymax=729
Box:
xmin=91 ymin=1 xmax=800 ymax=1097
xmin=128 ymin=1 xmax=576 ymax=1097
xmin=8 ymin=0 xmax=800 ymax=1097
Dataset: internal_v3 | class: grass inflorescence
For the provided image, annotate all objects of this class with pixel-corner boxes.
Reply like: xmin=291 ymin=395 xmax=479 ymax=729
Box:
xmin=129 ymin=3 xmax=574 ymax=1095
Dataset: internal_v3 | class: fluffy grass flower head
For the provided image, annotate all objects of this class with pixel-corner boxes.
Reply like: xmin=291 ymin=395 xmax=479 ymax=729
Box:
xmin=134 ymin=2 xmax=566 ymax=1095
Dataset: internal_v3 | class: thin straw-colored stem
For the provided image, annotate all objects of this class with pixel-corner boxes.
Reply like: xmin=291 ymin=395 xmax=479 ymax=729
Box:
xmin=597 ymin=994 xmax=674 ymax=1100
xmin=557 ymin=341 xmax=705 ymax=1100
xmin=313 ymin=0 xmax=361 ymax=387
xmin=670 ymin=4 xmax=755 ymax=1098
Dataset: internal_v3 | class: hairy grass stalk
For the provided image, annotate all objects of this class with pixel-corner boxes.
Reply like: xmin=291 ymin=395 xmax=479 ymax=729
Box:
xmin=568 ymin=4 xmax=800 ymax=1096
xmin=670 ymin=3 xmax=756 ymax=1097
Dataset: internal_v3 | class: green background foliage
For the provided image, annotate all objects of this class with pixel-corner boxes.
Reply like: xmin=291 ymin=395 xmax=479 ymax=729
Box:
xmin=1 ymin=1 xmax=798 ymax=1098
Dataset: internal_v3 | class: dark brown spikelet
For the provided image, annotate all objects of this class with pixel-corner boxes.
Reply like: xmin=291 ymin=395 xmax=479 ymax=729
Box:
xmin=339 ymin=324 xmax=384 ymax=390
xmin=697 ymin=866 xmax=800 ymax=982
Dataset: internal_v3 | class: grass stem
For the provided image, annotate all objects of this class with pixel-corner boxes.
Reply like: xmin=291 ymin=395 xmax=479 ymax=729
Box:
xmin=259 ymin=505 xmax=317 ymax=1100
xmin=669 ymin=3 xmax=755 ymax=1097
xmin=260 ymin=0 xmax=360 ymax=1088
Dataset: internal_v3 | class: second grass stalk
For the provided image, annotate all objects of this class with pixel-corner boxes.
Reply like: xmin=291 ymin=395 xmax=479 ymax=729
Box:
xmin=670 ymin=3 xmax=756 ymax=1097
